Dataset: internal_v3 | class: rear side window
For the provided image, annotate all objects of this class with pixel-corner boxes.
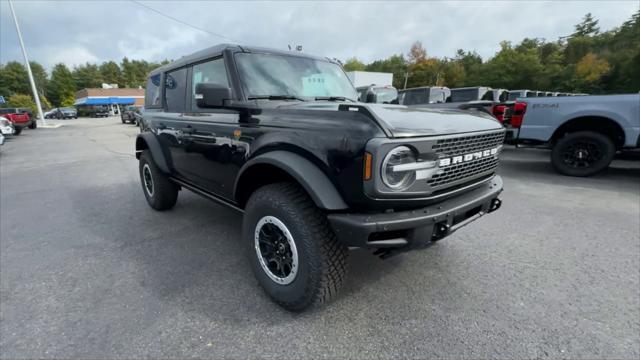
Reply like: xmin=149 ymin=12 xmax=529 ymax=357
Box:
xmin=145 ymin=74 xmax=161 ymax=107
xmin=191 ymin=58 xmax=229 ymax=110
xmin=164 ymin=68 xmax=188 ymax=112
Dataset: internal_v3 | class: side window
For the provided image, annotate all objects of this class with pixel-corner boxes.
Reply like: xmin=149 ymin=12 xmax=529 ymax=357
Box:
xmin=145 ymin=74 xmax=161 ymax=107
xmin=191 ymin=58 xmax=229 ymax=110
xmin=164 ymin=68 xmax=187 ymax=112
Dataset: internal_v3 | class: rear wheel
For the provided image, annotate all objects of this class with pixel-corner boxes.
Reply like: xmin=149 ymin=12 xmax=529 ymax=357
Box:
xmin=138 ymin=150 xmax=179 ymax=210
xmin=243 ymin=182 xmax=348 ymax=312
xmin=28 ymin=121 xmax=37 ymax=129
xmin=551 ymin=131 xmax=615 ymax=177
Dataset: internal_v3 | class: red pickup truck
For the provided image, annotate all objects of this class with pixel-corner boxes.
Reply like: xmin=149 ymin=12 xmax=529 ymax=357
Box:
xmin=0 ymin=108 xmax=36 ymax=135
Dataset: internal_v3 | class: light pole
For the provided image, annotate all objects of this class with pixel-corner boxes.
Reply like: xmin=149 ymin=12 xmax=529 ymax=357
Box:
xmin=8 ymin=0 xmax=46 ymax=126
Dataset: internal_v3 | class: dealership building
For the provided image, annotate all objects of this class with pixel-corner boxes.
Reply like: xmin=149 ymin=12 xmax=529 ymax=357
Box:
xmin=74 ymin=88 xmax=144 ymax=115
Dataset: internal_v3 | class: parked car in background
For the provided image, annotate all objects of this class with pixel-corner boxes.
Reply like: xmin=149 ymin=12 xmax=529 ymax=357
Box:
xmin=398 ymin=86 xmax=450 ymax=105
xmin=508 ymin=90 xmax=536 ymax=100
xmin=121 ymin=105 xmax=141 ymax=124
xmin=506 ymin=93 xmax=640 ymax=176
xmin=0 ymin=116 xmax=15 ymax=135
xmin=45 ymin=107 xmax=78 ymax=120
xmin=44 ymin=108 xmax=58 ymax=119
xmin=0 ymin=108 xmax=34 ymax=134
xmin=356 ymin=85 xmax=398 ymax=103
xmin=449 ymin=87 xmax=494 ymax=103
xmin=89 ymin=106 xmax=110 ymax=118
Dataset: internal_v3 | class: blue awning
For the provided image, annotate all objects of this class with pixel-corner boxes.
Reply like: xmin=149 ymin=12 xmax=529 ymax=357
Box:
xmin=75 ymin=97 xmax=136 ymax=105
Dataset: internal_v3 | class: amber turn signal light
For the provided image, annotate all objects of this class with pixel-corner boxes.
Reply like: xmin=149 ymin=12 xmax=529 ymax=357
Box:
xmin=363 ymin=152 xmax=373 ymax=181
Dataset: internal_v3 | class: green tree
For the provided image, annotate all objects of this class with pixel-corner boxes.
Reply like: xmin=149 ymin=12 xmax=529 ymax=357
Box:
xmin=6 ymin=93 xmax=52 ymax=114
xmin=73 ymin=63 xmax=103 ymax=89
xmin=99 ymin=61 xmax=122 ymax=86
xmin=47 ymin=64 xmax=76 ymax=107
xmin=365 ymin=54 xmax=407 ymax=89
xmin=572 ymin=13 xmax=600 ymax=37
xmin=29 ymin=61 xmax=48 ymax=97
xmin=343 ymin=57 xmax=366 ymax=71
xmin=0 ymin=61 xmax=29 ymax=95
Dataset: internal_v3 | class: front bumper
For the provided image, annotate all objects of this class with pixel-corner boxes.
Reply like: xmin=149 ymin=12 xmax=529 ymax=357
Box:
xmin=327 ymin=175 xmax=503 ymax=249
xmin=0 ymin=125 xmax=14 ymax=135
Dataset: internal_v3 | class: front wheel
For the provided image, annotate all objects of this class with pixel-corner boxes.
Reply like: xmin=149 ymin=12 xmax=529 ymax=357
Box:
xmin=138 ymin=150 xmax=179 ymax=210
xmin=28 ymin=121 xmax=37 ymax=129
xmin=551 ymin=131 xmax=615 ymax=177
xmin=243 ymin=182 xmax=348 ymax=312
xmin=13 ymin=127 xmax=22 ymax=135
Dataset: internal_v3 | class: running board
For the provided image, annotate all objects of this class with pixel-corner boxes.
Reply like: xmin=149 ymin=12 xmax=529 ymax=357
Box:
xmin=170 ymin=177 xmax=245 ymax=213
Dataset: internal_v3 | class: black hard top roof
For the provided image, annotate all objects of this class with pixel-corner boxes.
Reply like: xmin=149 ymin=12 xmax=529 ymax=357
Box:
xmin=149 ymin=44 xmax=332 ymax=76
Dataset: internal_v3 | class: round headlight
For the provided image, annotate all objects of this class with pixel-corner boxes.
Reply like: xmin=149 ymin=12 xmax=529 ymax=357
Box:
xmin=382 ymin=146 xmax=417 ymax=191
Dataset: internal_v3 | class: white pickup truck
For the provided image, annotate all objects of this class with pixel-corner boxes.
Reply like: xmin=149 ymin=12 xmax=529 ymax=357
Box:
xmin=506 ymin=94 xmax=640 ymax=176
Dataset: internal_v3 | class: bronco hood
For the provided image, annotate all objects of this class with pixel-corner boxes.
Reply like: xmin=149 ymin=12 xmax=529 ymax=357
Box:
xmin=352 ymin=104 xmax=502 ymax=138
xmin=275 ymin=102 xmax=502 ymax=138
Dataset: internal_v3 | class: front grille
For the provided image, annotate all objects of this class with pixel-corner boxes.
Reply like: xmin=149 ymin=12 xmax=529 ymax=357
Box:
xmin=431 ymin=131 xmax=505 ymax=156
xmin=428 ymin=130 xmax=505 ymax=188
xmin=428 ymin=157 xmax=499 ymax=187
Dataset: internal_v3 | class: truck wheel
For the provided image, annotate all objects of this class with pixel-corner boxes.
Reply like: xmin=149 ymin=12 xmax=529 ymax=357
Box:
xmin=138 ymin=150 xmax=179 ymax=210
xmin=243 ymin=182 xmax=348 ymax=312
xmin=29 ymin=121 xmax=37 ymax=129
xmin=551 ymin=131 xmax=615 ymax=177
xmin=14 ymin=127 xmax=22 ymax=135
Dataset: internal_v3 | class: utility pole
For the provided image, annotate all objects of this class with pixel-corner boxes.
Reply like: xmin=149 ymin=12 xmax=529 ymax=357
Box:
xmin=8 ymin=0 xmax=46 ymax=126
xmin=403 ymin=72 xmax=409 ymax=89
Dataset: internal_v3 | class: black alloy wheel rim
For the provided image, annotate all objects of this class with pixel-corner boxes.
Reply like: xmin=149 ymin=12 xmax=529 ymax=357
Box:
xmin=142 ymin=164 xmax=154 ymax=196
xmin=562 ymin=139 xmax=603 ymax=169
xmin=254 ymin=216 xmax=298 ymax=284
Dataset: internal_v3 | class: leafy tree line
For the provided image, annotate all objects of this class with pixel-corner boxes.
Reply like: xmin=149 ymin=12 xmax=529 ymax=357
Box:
xmin=1 ymin=11 xmax=637 ymax=114
xmin=0 ymin=57 xmax=169 ymax=112
xmin=343 ymin=12 xmax=639 ymax=94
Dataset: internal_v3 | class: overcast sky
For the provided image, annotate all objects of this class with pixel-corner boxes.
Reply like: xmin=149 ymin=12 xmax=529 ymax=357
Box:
xmin=1 ymin=0 xmax=638 ymax=71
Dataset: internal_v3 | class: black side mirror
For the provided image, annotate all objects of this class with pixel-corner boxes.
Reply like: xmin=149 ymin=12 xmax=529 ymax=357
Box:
xmin=366 ymin=92 xmax=376 ymax=103
xmin=195 ymin=83 xmax=232 ymax=108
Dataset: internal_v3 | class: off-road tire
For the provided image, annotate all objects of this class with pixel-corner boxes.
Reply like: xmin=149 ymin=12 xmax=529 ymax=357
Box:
xmin=139 ymin=150 xmax=179 ymax=210
xmin=13 ymin=127 xmax=22 ymax=135
xmin=28 ymin=121 xmax=37 ymax=129
xmin=243 ymin=182 xmax=348 ymax=312
xmin=551 ymin=131 xmax=615 ymax=177
xmin=121 ymin=117 xmax=126 ymax=124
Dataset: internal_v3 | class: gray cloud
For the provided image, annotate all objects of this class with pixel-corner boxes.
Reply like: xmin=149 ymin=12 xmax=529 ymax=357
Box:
xmin=1 ymin=0 xmax=637 ymax=70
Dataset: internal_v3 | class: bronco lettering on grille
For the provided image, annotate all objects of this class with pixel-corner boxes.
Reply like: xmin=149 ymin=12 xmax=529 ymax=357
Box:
xmin=438 ymin=147 xmax=499 ymax=167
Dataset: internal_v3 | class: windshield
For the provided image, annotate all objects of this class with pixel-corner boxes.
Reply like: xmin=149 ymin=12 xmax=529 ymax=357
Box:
xmin=235 ymin=53 xmax=357 ymax=101
xmin=371 ymin=87 xmax=398 ymax=103
xmin=429 ymin=89 xmax=449 ymax=103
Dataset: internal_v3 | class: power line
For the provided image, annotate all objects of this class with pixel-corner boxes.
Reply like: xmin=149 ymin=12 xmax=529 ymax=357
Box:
xmin=129 ymin=0 xmax=238 ymax=43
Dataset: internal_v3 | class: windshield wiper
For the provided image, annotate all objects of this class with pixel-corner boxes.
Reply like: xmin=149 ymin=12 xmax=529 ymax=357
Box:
xmin=314 ymin=96 xmax=356 ymax=102
xmin=248 ymin=95 xmax=306 ymax=101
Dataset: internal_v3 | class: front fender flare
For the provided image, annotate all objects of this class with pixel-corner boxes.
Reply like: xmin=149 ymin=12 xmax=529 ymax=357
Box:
xmin=235 ymin=151 xmax=349 ymax=210
xmin=135 ymin=133 xmax=171 ymax=173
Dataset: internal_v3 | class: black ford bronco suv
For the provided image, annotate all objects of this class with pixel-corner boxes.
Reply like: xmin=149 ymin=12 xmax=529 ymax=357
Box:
xmin=136 ymin=44 xmax=505 ymax=311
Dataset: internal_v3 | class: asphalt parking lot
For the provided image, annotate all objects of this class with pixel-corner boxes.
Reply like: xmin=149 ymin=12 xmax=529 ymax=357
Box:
xmin=1 ymin=117 xmax=639 ymax=359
